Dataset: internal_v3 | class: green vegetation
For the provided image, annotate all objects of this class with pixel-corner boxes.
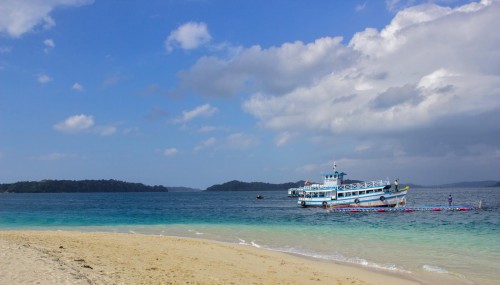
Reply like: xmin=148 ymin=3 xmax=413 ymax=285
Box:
xmin=205 ymin=180 xmax=301 ymax=191
xmin=205 ymin=179 xmax=363 ymax=191
xmin=0 ymin=180 xmax=168 ymax=193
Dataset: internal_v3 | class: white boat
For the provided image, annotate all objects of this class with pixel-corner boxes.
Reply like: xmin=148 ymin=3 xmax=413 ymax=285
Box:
xmin=294 ymin=164 xmax=408 ymax=208
xmin=287 ymin=187 xmax=304 ymax=197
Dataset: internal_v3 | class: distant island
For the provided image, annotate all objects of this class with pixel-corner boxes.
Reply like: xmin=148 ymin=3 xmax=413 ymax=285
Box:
xmin=1 ymin=179 xmax=498 ymax=193
xmin=205 ymin=179 xmax=362 ymax=191
xmin=0 ymin=179 xmax=168 ymax=193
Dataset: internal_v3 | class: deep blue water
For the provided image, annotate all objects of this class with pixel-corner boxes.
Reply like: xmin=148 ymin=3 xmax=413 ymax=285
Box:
xmin=1 ymin=188 xmax=499 ymax=284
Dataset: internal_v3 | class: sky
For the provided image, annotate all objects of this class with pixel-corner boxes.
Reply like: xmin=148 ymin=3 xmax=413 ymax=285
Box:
xmin=1 ymin=0 xmax=499 ymax=189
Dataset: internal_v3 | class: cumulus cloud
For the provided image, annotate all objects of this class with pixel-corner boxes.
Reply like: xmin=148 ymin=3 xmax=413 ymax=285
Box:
xmin=165 ymin=22 xmax=211 ymax=52
xmin=37 ymin=73 xmax=52 ymax=84
xmin=174 ymin=104 xmax=218 ymax=124
xmin=72 ymin=82 xmax=83 ymax=91
xmin=43 ymin=38 xmax=55 ymax=47
xmin=54 ymin=114 xmax=94 ymax=133
xmin=175 ymin=1 xmax=500 ymax=163
xmin=242 ymin=2 xmax=500 ymax=135
xmin=43 ymin=38 xmax=54 ymax=53
xmin=0 ymin=0 xmax=93 ymax=38
xmin=177 ymin=37 xmax=355 ymax=98
xmin=53 ymin=114 xmax=116 ymax=136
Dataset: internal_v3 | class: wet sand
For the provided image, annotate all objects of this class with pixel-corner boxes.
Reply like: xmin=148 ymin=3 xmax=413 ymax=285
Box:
xmin=0 ymin=230 xmax=419 ymax=285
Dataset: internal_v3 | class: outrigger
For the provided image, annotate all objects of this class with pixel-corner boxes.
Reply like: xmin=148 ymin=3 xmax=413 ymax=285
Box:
xmin=327 ymin=204 xmax=481 ymax=212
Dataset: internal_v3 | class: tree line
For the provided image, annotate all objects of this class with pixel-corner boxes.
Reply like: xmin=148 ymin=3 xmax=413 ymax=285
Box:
xmin=0 ymin=179 xmax=168 ymax=193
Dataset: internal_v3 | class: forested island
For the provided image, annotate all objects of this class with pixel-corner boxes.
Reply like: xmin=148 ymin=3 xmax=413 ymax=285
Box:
xmin=0 ymin=180 xmax=168 ymax=193
xmin=205 ymin=179 xmax=363 ymax=191
xmin=1 ymin=179 xmax=498 ymax=193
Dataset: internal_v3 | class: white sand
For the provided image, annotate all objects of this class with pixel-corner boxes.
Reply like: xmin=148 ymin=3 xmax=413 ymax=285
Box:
xmin=0 ymin=230 xmax=420 ymax=285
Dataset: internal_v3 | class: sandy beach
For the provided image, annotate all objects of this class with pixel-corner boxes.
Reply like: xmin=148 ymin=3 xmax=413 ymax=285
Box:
xmin=0 ymin=230 xmax=420 ymax=285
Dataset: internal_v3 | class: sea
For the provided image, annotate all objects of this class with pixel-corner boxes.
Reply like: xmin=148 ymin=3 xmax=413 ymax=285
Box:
xmin=1 ymin=187 xmax=499 ymax=285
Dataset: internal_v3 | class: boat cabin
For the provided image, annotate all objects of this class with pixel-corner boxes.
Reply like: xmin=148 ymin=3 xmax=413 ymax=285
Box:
xmin=322 ymin=170 xmax=346 ymax=187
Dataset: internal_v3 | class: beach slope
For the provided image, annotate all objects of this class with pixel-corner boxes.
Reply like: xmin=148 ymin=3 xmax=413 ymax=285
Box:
xmin=0 ymin=231 xmax=417 ymax=285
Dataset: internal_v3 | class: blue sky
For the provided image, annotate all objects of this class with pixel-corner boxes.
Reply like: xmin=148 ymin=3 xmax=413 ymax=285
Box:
xmin=1 ymin=0 xmax=499 ymax=189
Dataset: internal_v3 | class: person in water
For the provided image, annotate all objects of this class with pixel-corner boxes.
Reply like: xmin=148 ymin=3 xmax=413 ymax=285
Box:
xmin=448 ymin=194 xmax=453 ymax=206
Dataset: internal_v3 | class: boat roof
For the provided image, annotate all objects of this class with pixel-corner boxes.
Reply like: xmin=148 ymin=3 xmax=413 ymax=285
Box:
xmin=321 ymin=171 xmax=347 ymax=176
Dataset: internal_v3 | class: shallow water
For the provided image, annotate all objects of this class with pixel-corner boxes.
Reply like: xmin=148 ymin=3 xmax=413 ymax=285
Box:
xmin=1 ymin=187 xmax=499 ymax=284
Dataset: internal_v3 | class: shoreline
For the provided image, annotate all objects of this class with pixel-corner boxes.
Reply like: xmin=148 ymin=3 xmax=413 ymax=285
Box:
xmin=0 ymin=230 xmax=420 ymax=285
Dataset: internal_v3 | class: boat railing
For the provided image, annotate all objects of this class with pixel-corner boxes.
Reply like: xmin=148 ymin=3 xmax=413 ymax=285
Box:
xmin=299 ymin=180 xmax=390 ymax=193
xmin=337 ymin=180 xmax=389 ymax=191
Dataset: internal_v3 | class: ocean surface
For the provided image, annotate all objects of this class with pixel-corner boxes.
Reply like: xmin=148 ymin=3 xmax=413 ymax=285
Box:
xmin=1 ymin=187 xmax=499 ymax=284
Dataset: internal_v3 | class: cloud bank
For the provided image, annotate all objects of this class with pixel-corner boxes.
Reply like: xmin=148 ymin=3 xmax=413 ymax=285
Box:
xmin=176 ymin=1 xmax=500 ymax=162
xmin=0 ymin=0 xmax=93 ymax=37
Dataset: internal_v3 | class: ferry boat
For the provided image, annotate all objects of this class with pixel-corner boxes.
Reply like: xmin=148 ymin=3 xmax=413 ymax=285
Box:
xmin=287 ymin=187 xmax=304 ymax=197
xmin=295 ymin=164 xmax=408 ymax=208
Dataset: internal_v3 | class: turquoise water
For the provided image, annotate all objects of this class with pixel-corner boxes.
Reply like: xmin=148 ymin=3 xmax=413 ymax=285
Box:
xmin=1 ymin=188 xmax=499 ymax=284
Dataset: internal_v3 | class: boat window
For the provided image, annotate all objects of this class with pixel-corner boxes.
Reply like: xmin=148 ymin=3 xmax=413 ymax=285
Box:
xmin=367 ymin=190 xmax=374 ymax=194
xmin=352 ymin=191 xmax=358 ymax=196
xmin=338 ymin=193 xmax=344 ymax=198
xmin=345 ymin=192 xmax=351 ymax=197
xmin=375 ymin=189 xmax=382 ymax=193
xmin=359 ymin=191 xmax=365 ymax=195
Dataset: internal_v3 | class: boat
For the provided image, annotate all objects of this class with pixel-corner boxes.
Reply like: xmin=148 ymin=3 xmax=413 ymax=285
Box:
xmin=287 ymin=187 xmax=304 ymax=197
xmin=294 ymin=163 xmax=408 ymax=208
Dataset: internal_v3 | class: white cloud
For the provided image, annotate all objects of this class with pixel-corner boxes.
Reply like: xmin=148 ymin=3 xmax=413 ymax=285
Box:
xmin=0 ymin=0 xmax=94 ymax=38
xmin=194 ymin=137 xmax=217 ymax=152
xmin=43 ymin=38 xmax=54 ymax=53
xmin=72 ymin=82 xmax=83 ymax=91
xmin=226 ymin=133 xmax=259 ymax=150
xmin=164 ymin=148 xmax=178 ymax=157
xmin=94 ymin=125 xmax=116 ymax=136
xmin=275 ymin=131 xmax=296 ymax=147
xmin=356 ymin=2 xmax=367 ymax=12
xmin=165 ymin=22 xmax=211 ymax=52
xmin=37 ymin=73 xmax=52 ymax=84
xmin=54 ymin=114 xmax=94 ymax=133
xmin=174 ymin=104 xmax=218 ymax=124
xmin=43 ymin=38 xmax=54 ymax=47
xmin=240 ymin=0 xmax=500 ymax=136
xmin=177 ymin=37 xmax=354 ymax=98
xmin=174 ymin=1 xmax=500 ymax=165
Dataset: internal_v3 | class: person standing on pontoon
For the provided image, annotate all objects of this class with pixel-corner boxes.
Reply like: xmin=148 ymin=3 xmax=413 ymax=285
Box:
xmin=448 ymin=194 xmax=453 ymax=206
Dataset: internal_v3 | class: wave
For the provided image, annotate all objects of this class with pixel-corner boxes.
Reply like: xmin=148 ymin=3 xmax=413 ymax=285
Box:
xmin=422 ymin=264 xmax=448 ymax=273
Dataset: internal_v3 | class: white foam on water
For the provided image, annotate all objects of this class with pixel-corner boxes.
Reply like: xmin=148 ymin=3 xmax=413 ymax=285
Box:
xmin=238 ymin=238 xmax=249 ymax=245
xmin=422 ymin=264 xmax=448 ymax=273
xmin=187 ymin=229 xmax=204 ymax=235
xmin=261 ymin=245 xmax=411 ymax=274
xmin=250 ymin=241 xmax=262 ymax=248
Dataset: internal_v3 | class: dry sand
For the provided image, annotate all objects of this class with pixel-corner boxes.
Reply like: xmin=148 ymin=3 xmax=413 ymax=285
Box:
xmin=0 ymin=230 xmax=419 ymax=285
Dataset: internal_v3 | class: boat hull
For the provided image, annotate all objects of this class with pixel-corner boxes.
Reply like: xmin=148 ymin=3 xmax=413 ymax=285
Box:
xmin=299 ymin=190 xmax=407 ymax=208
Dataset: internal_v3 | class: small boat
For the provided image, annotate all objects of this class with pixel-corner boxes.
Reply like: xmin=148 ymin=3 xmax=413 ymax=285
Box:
xmin=294 ymin=163 xmax=408 ymax=208
xmin=287 ymin=187 xmax=304 ymax=197
xmin=256 ymin=195 xmax=264 ymax=200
